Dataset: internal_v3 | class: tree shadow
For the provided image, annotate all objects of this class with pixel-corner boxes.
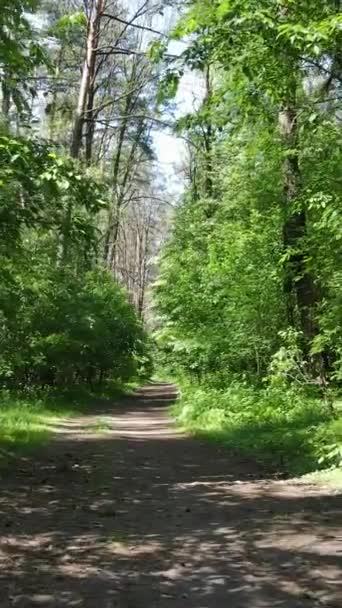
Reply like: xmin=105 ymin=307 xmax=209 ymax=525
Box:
xmin=0 ymin=383 xmax=341 ymax=607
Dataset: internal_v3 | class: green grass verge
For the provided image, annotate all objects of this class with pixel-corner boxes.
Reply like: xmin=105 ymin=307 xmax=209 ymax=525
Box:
xmin=300 ymin=467 xmax=342 ymax=488
xmin=0 ymin=380 xmax=135 ymax=462
xmin=172 ymin=379 xmax=342 ymax=478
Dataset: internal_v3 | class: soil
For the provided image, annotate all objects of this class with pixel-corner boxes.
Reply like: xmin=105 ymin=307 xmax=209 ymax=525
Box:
xmin=0 ymin=382 xmax=342 ymax=607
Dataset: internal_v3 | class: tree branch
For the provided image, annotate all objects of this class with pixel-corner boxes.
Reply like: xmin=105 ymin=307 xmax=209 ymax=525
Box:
xmin=102 ymin=13 xmax=166 ymax=37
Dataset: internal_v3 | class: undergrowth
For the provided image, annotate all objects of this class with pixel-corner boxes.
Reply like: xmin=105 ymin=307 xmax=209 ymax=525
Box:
xmin=172 ymin=378 xmax=342 ymax=476
xmin=0 ymin=380 xmax=134 ymax=462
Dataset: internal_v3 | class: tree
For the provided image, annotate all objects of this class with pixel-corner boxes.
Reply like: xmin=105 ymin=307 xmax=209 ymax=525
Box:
xmin=70 ymin=0 xmax=106 ymax=159
xmin=0 ymin=0 xmax=45 ymax=122
xmin=0 ymin=0 xmax=153 ymax=389
xmin=42 ymin=0 xmax=169 ymax=291
xmin=165 ymin=0 xmax=342 ymax=372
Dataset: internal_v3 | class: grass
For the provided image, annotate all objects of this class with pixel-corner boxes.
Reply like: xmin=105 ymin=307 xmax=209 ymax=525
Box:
xmin=108 ymin=531 xmax=127 ymax=544
xmin=0 ymin=380 xmax=134 ymax=463
xmin=87 ymin=418 xmax=113 ymax=433
xmin=301 ymin=467 xmax=342 ymax=488
xmin=172 ymin=378 xmax=342 ymax=477
xmin=0 ymin=394 xmax=70 ymax=458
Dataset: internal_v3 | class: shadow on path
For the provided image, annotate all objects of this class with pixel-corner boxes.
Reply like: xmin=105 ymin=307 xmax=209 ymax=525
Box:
xmin=0 ymin=383 xmax=341 ymax=607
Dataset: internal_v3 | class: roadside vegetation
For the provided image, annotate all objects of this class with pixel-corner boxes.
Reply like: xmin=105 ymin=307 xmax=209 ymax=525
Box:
xmin=1 ymin=1 xmax=342 ymax=486
xmin=0 ymin=381 xmax=138 ymax=462
xmin=0 ymin=0 xmax=158 ymax=458
xmin=170 ymin=378 xmax=342 ymax=476
xmin=154 ymin=0 xmax=342 ymax=481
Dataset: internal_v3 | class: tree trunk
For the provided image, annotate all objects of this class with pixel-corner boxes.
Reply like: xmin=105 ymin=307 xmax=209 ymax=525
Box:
xmin=103 ymin=85 xmax=136 ymax=265
xmin=70 ymin=0 xmax=104 ymax=160
xmin=137 ymin=217 xmax=151 ymax=319
xmin=63 ymin=0 xmax=105 ymax=263
xmin=48 ymin=47 xmax=63 ymax=140
xmin=85 ymin=86 xmax=96 ymax=164
xmin=1 ymin=76 xmax=11 ymax=122
xmin=203 ymin=65 xmax=214 ymax=203
xmin=279 ymin=103 xmax=319 ymax=360
xmin=109 ymin=212 xmax=121 ymax=272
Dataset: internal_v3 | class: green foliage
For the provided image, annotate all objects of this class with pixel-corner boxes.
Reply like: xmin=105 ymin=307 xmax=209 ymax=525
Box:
xmin=154 ymin=125 xmax=286 ymax=380
xmin=157 ymin=70 xmax=183 ymax=104
xmin=154 ymin=1 xmax=342 ymax=478
xmin=0 ymin=1 xmax=46 ymax=115
xmin=0 ymin=0 xmax=153 ymax=409
xmin=48 ymin=9 xmax=87 ymax=52
xmin=0 ymin=380 xmax=132 ymax=458
xmin=52 ymin=11 xmax=87 ymax=35
xmin=155 ymin=105 xmax=342 ymax=474
xmin=0 ymin=132 xmax=150 ymax=393
xmin=0 ymin=1 xmax=39 ymax=68
xmin=148 ymin=39 xmax=167 ymax=63
xmin=0 ymin=135 xmax=105 ymax=251
xmin=0 ymin=393 xmax=51 ymax=454
xmin=0 ymin=259 xmax=150 ymax=387
xmin=174 ymin=378 xmax=342 ymax=475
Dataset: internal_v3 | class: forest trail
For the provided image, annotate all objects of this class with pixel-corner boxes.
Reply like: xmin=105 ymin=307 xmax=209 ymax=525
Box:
xmin=0 ymin=383 xmax=342 ymax=608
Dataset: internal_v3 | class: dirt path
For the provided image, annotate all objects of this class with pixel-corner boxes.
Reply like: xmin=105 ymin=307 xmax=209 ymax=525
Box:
xmin=1 ymin=382 xmax=342 ymax=608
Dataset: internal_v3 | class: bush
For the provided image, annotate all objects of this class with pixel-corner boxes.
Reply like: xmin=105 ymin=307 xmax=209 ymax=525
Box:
xmin=173 ymin=378 xmax=341 ymax=475
xmin=0 ymin=260 xmax=151 ymax=387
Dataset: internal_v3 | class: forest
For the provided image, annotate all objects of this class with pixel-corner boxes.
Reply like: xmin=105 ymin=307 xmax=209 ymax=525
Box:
xmin=154 ymin=0 xmax=342 ymax=477
xmin=1 ymin=0 xmax=342 ymax=479
xmin=0 ymin=0 xmax=164 ymax=447
xmin=1 ymin=3 xmax=342 ymax=606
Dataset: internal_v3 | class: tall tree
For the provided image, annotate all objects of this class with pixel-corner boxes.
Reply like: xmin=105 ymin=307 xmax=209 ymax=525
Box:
xmin=169 ymin=0 xmax=342 ymax=370
xmin=70 ymin=0 xmax=107 ymax=159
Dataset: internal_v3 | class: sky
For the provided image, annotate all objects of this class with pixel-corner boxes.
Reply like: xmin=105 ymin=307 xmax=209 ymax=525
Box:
xmin=124 ymin=0 xmax=204 ymax=198
xmin=152 ymin=65 xmax=204 ymax=197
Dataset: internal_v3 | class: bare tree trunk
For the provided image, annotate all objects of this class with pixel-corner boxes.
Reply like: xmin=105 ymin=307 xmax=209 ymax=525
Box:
xmin=70 ymin=0 xmax=105 ymax=160
xmin=62 ymin=0 xmax=105 ymax=263
xmin=103 ymin=71 xmax=146 ymax=267
xmin=85 ymin=86 xmax=96 ymax=164
xmin=47 ymin=46 xmax=63 ymax=141
xmin=137 ymin=212 xmax=151 ymax=318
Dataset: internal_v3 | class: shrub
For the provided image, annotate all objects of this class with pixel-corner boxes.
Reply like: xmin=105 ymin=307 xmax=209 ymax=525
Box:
xmin=0 ymin=261 xmax=150 ymax=387
xmin=174 ymin=378 xmax=340 ymax=475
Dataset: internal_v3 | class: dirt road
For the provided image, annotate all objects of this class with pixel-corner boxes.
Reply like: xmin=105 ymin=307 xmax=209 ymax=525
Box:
xmin=0 ymin=382 xmax=341 ymax=607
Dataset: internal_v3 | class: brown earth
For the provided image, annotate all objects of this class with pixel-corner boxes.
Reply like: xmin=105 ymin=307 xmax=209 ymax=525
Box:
xmin=0 ymin=382 xmax=342 ymax=607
